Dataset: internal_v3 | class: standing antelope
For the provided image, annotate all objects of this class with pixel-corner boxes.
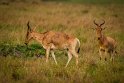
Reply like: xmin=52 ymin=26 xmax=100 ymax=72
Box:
xmin=25 ymin=21 xmax=80 ymax=67
xmin=93 ymin=20 xmax=117 ymax=61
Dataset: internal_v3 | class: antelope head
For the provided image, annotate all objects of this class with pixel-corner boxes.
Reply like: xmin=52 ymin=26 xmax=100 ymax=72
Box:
xmin=93 ymin=20 xmax=105 ymax=40
xmin=25 ymin=21 xmax=37 ymax=45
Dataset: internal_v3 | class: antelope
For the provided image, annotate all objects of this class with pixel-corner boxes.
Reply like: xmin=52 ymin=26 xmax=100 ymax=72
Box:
xmin=25 ymin=21 xmax=80 ymax=67
xmin=93 ymin=20 xmax=117 ymax=61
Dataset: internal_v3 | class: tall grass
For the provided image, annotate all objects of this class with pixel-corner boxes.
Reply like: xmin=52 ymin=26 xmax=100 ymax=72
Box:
xmin=0 ymin=1 xmax=124 ymax=83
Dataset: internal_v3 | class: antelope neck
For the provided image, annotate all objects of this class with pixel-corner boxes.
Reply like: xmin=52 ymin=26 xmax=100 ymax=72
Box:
xmin=98 ymin=34 xmax=105 ymax=45
xmin=33 ymin=32 xmax=44 ymax=41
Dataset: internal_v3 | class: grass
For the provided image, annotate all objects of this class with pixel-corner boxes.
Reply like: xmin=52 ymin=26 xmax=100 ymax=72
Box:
xmin=0 ymin=0 xmax=124 ymax=83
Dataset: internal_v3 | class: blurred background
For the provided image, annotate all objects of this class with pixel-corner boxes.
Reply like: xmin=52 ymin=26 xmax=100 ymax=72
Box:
xmin=0 ymin=0 xmax=124 ymax=83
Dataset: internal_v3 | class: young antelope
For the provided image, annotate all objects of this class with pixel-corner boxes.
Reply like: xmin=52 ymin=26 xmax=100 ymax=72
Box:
xmin=25 ymin=21 xmax=80 ymax=67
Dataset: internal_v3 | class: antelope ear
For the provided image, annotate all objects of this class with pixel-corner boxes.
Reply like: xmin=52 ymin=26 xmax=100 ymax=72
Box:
xmin=102 ymin=27 xmax=106 ymax=30
xmin=32 ymin=26 xmax=37 ymax=31
xmin=32 ymin=23 xmax=40 ymax=31
xmin=91 ymin=27 xmax=96 ymax=30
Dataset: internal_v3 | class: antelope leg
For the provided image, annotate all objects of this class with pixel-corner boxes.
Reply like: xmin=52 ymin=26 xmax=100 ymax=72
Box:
xmin=51 ymin=50 xmax=58 ymax=64
xmin=65 ymin=51 xmax=72 ymax=68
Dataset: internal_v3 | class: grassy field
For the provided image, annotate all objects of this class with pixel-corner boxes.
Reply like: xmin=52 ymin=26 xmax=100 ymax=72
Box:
xmin=0 ymin=0 xmax=124 ymax=83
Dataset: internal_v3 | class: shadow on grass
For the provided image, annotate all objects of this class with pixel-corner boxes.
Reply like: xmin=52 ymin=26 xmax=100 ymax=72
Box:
xmin=0 ymin=43 xmax=45 ymax=58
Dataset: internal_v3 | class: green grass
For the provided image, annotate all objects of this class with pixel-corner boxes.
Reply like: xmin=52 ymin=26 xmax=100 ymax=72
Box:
xmin=0 ymin=44 xmax=45 ymax=57
xmin=0 ymin=1 xmax=124 ymax=83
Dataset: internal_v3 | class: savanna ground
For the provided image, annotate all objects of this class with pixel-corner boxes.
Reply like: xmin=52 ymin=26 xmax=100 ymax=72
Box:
xmin=0 ymin=0 xmax=124 ymax=83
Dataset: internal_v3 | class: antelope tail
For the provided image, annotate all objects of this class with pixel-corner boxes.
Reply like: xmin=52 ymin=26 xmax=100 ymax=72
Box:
xmin=76 ymin=38 xmax=80 ymax=53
